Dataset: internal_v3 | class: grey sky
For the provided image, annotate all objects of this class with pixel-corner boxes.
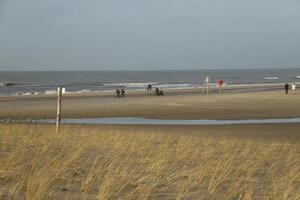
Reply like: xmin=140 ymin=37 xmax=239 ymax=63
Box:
xmin=0 ymin=0 xmax=300 ymax=70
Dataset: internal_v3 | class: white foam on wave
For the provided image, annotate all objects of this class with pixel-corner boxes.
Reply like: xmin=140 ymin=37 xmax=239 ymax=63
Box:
xmin=264 ymin=77 xmax=279 ymax=80
xmin=45 ymin=90 xmax=57 ymax=95
xmin=155 ymin=83 xmax=200 ymax=89
xmin=64 ymin=89 xmax=92 ymax=94
xmin=63 ymin=89 xmax=117 ymax=94
xmin=104 ymin=82 xmax=158 ymax=88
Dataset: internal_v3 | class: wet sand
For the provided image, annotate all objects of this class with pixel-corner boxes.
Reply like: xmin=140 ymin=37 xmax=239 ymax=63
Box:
xmin=0 ymin=88 xmax=299 ymax=120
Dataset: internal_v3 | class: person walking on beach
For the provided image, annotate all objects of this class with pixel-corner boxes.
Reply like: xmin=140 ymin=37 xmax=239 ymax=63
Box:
xmin=147 ymin=84 xmax=152 ymax=91
xmin=121 ymin=88 xmax=126 ymax=97
xmin=115 ymin=89 xmax=121 ymax=98
xmin=155 ymin=87 xmax=160 ymax=96
xmin=284 ymin=83 xmax=290 ymax=95
xmin=159 ymin=88 xmax=164 ymax=96
xmin=292 ymin=83 xmax=296 ymax=94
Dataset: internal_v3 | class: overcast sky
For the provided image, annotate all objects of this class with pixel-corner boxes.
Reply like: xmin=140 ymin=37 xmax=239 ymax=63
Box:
xmin=0 ymin=0 xmax=300 ymax=70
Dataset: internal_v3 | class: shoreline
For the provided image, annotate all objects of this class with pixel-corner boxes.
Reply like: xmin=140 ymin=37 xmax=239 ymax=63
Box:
xmin=0 ymin=82 xmax=297 ymax=97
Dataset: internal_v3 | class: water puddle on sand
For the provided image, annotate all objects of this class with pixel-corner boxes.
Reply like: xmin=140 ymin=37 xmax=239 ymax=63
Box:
xmin=2 ymin=117 xmax=300 ymax=125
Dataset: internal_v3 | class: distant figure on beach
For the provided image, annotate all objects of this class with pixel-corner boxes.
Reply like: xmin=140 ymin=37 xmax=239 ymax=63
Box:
xmin=292 ymin=83 xmax=296 ymax=94
xmin=159 ymin=88 xmax=164 ymax=96
xmin=115 ymin=89 xmax=121 ymax=98
xmin=155 ymin=87 xmax=160 ymax=96
xmin=121 ymin=88 xmax=126 ymax=97
xmin=284 ymin=83 xmax=290 ymax=95
xmin=154 ymin=88 xmax=164 ymax=96
xmin=147 ymin=84 xmax=152 ymax=91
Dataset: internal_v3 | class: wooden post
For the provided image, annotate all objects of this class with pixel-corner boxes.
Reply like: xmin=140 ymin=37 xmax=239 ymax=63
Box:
xmin=202 ymin=76 xmax=209 ymax=95
xmin=207 ymin=77 xmax=209 ymax=95
xmin=56 ymin=86 xmax=63 ymax=133
xmin=202 ymin=79 xmax=205 ymax=95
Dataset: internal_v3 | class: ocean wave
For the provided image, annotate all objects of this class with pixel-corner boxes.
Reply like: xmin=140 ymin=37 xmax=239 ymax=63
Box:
xmin=22 ymin=92 xmax=32 ymax=96
xmin=103 ymin=82 xmax=204 ymax=89
xmin=1 ymin=82 xmax=29 ymax=87
xmin=0 ymin=82 xmax=105 ymax=88
xmin=104 ymin=82 xmax=158 ymax=88
xmin=155 ymin=83 xmax=199 ymax=88
xmin=64 ymin=89 xmax=94 ymax=94
xmin=14 ymin=92 xmax=40 ymax=96
xmin=45 ymin=90 xmax=57 ymax=95
xmin=264 ymin=77 xmax=279 ymax=80
xmin=60 ymin=82 xmax=104 ymax=87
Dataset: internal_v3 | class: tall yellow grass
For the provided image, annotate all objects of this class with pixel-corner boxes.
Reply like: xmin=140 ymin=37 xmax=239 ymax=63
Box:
xmin=0 ymin=124 xmax=299 ymax=200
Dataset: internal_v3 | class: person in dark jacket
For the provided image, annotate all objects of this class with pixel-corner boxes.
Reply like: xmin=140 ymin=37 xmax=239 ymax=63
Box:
xmin=115 ymin=89 xmax=121 ymax=98
xmin=121 ymin=88 xmax=126 ymax=97
xmin=284 ymin=83 xmax=290 ymax=95
xmin=155 ymin=87 xmax=160 ymax=96
xmin=147 ymin=84 xmax=152 ymax=91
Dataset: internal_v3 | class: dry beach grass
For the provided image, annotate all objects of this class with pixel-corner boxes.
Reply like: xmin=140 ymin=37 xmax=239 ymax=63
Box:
xmin=0 ymin=124 xmax=299 ymax=200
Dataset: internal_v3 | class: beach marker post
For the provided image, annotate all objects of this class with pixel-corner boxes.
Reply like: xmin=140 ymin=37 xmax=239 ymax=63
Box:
xmin=56 ymin=86 xmax=63 ymax=133
xmin=217 ymin=79 xmax=224 ymax=93
xmin=202 ymin=76 xmax=210 ymax=95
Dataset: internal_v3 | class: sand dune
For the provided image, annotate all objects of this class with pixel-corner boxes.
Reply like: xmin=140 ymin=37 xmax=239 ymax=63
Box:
xmin=0 ymin=124 xmax=299 ymax=199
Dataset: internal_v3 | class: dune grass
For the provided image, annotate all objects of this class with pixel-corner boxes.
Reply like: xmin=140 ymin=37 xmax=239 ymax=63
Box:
xmin=0 ymin=124 xmax=299 ymax=200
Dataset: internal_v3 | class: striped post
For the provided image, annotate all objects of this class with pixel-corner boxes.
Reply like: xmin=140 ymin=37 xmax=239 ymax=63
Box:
xmin=56 ymin=86 xmax=62 ymax=133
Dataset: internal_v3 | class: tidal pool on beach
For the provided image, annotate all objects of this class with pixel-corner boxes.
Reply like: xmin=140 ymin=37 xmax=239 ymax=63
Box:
xmin=2 ymin=117 xmax=300 ymax=126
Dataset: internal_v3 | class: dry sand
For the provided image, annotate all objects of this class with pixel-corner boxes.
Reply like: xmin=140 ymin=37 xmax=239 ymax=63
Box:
xmin=0 ymin=89 xmax=300 ymax=120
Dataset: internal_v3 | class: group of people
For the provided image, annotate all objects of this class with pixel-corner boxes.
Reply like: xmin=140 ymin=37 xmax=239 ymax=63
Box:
xmin=115 ymin=84 xmax=164 ymax=98
xmin=147 ymin=84 xmax=164 ymax=96
xmin=114 ymin=88 xmax=126 ymax=98
xmin=284 ymin=83 xmax=297 ymax=94
xmin=115 ymin=83 xmax=297 ymax=98
xmin=154 ymin=87 xmax=164 ymax=96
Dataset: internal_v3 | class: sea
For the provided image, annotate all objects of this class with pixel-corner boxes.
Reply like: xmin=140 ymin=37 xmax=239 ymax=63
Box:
xmin=0 ymin=68 xmax=300 ymax=95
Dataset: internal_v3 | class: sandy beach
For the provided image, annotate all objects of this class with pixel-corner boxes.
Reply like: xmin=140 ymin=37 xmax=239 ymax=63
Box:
xmin=1 ymin=87 xmax=300 ymax=199
xmin=0 ymin=86 xmax=300 ymax=120
xmin=2 ymin=88 xmax=300 ymax=140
